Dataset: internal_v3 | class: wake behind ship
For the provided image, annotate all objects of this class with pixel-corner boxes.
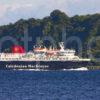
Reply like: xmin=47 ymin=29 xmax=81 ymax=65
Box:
xmin=0 ymin=42 xmax=93 ymax=70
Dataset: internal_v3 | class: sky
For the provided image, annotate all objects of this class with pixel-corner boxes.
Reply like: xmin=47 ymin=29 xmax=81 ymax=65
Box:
xmin=0 ymin=0 xmax=100 ymax=25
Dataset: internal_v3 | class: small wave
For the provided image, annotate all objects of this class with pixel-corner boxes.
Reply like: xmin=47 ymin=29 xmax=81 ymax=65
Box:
xmin=63 ymin=67 xmax=88 ymax=71
xmin=13 ymin=69 xmax=41 ymax=71
xmin=13 ymin=67 xmax=89 ymax=71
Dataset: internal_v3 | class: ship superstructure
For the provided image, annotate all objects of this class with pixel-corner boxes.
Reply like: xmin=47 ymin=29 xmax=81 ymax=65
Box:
xmin=0 ymin=42 xmax=90 ymax=62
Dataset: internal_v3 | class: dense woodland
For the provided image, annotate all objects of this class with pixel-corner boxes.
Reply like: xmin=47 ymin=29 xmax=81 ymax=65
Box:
xmin=0 ymin=10 xmax=100 ymax=58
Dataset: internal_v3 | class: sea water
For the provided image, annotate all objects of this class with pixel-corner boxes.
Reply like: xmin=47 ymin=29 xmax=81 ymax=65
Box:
xmin=0 ymin=70 xmax=100 ymax=100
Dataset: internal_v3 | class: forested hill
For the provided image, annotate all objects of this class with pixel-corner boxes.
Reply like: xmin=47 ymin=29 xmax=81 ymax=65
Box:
xmin=0 ymin=10 xmax=100 ymax=57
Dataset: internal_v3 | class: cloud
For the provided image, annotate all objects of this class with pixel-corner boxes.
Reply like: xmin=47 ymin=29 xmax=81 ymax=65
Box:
xmin=9 ymin=4 xmax=33 ymax=11
xmin=0 ymin=3 xmax=34 ymax=24
xmin=0 ymin=0 xmax=100 ymax=25
xmin=0 ymin=1 xmax=68 ymax=25
xmin=0 ymin=5 xmax=9 ymax=18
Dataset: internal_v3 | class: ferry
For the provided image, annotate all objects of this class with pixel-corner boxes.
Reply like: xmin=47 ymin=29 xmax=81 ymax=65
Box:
xmin=0 ymin=42 xmax=93 ymax=70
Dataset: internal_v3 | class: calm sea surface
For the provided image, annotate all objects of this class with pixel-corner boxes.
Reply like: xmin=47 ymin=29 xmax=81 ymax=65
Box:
xmin=0 ymin=70 xmax=100 ymax=100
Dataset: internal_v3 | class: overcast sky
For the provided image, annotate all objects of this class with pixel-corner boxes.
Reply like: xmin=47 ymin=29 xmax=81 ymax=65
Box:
xmin=0 ymin=0 xmax=100 ymax=25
